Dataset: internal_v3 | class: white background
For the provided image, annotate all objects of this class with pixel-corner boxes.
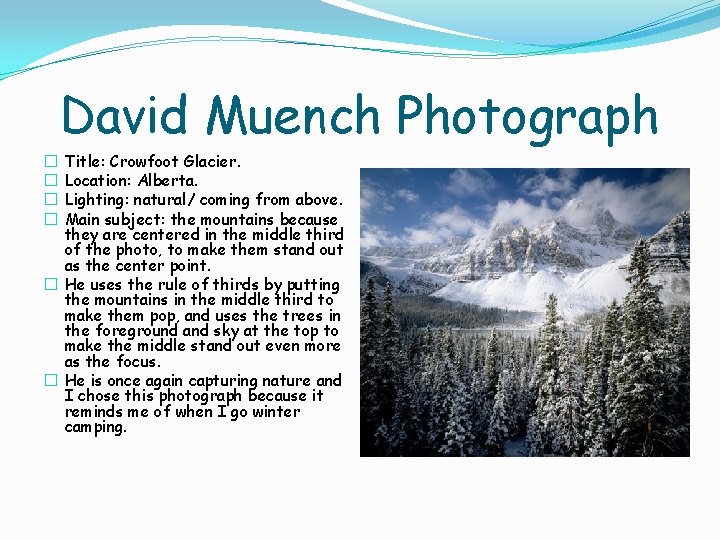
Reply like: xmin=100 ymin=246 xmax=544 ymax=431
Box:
xmin=0 ymin=25 xmax=717 ymax=539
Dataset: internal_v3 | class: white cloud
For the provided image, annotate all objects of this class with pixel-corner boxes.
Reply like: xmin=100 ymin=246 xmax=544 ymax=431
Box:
xmin=404 ymin=227 xmax=449 ymax=245
xmin=574 ymin=169 xmax=689 ymax=227
xmin=360 ymin=224 xmax=403 ymax=248
xmin=445 ymin=169 xmax=496 ymax=197
xmin=393 ymin=188 xmax=419 ymax=203
xmin=431 ymin=206 xmax=486 ymax=236
xmin=403 ymin=206 xmax=488 ymax=245
xmin=360 ymin=181 xmax=394 ymax=219
xmin=490 ymin=198 xmax=555 ymax=229
xmin=520 ymin=168 xmax=579 ymax=197
xmin=361 ymin=169 xmax=689 ymax=247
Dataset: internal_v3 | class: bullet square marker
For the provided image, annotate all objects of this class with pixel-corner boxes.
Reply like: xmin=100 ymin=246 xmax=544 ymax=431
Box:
xmin=44 ymin=155 xmax=58 ymax=167
xmin=44 ymin=212 xmax=58 ymax=226
xmin=44 ymin=374 xmax=58 ymax=386
xmin=44 ymin=277 xmax=58 ymax=290
xmin=45 ymin=192 xmax=58 ymax=206
xmin=45 ymin=174 xmax=58 ymax=186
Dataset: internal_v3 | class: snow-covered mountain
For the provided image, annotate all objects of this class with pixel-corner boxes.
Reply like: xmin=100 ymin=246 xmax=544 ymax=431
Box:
xmin=362 ymin=199 xmax=640 ymax=280
xmin=361 ymin=202 xmax=690 ymax=319
xmin=649 ymin=211 xmax=690 ymax=272
xmin=360 ymin=259 xmax=449 ymax=296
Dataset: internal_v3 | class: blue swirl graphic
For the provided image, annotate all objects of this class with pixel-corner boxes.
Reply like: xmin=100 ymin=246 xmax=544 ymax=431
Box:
xmin=1 ymin=1 xmax=718 ymax=80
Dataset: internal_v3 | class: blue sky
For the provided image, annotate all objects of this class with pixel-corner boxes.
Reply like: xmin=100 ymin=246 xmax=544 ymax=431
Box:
xmin=360 ymin=168 xmax=689 ymax=247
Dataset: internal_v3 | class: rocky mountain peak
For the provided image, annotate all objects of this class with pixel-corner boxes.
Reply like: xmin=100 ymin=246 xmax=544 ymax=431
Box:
xmin=649 ymin=211 xmax=690 ymax=272
xmin=561 ymin=198 xmax=625 ymax=236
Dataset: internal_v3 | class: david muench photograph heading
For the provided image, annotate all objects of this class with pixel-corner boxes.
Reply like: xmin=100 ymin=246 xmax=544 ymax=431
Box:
xmin=62 ymin=93 xmax=657 ymax=146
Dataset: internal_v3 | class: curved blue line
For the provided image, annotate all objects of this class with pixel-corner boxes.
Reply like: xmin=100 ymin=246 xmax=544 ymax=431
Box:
xmin=1 ymin=2 xmax=719 ymax=81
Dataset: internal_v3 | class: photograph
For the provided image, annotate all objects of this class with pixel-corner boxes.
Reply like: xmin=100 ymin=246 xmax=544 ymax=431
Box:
xmin=360 ymin=168 xmax=690 ymax=457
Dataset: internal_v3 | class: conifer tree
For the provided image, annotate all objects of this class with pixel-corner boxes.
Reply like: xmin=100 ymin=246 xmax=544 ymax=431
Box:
xmin=403 ymin=326 xmax=421 ymax=375
xmin=360 ymin=277 xmax=380 ymax=454
xmin=420 ymin=326 xmax=435 ymax=377
xmin=483 ymin=329 xmax=501 ymax=399
xmin=375 ymin=282 xmax=400 ymax=452
xmin=529 ymin=293 xmax=561 ymax=454
xmin=456 ymin=336 xmax=469 ymax=380
xmin=516 ymin=362 xmax=532 ymax=431
xmin=667 ymin=306 xmax=690 ymax=454
xmin=554 ymin=326 xmax=584 ymax=456
xmin=612 ymin=239 xmax=667 ymax=456
xmin=468 ymin=365 xmax=486 ymax=448
xmin=584 ymin=338 xmax=608 ymax=457
xmin=441 ymin=381 xmax=473 ymax=456
xmin=601 ymin=301 xmax=622 ymax=398
xmin=441 ymin=324 xmax=457 ymax=370
xmin=486 ymin=369 xmax=511 ymax=456
xmin=504 ymin=353 xmax=520 ymax=437
xmin=428 ymin=326 xmax=457 ymax=453
xmin=516 ymin=337 xmax=536 ymax=432
xmin=415 ymin=326 xmax=437 ymax=453
xmin=526 ymin=416 xmax=543 ymax=456
xmin=603 ymin=300 xmax=623 ymax=450
xmin=386 ymin=370 xmax=422 ymax=456
xmin=470 ymin=335 xmax=483 ymax=374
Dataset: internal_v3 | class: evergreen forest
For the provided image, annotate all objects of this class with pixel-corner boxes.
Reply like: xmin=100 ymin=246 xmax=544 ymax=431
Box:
xmin=360 ymin=240 xmax=690 ymax=457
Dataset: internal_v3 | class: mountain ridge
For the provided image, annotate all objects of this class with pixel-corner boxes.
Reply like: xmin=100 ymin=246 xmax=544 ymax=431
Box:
xmin=361 ymin=205 xmax=690 ymax=319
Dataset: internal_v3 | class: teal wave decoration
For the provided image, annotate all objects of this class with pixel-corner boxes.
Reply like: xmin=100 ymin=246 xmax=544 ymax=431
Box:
xmin=1 ymin=1 xmax=719 ymax=80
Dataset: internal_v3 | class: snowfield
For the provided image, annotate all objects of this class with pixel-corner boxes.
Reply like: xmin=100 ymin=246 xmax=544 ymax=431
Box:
xmin=434 ymin=258 xmax=630 ymax=320
xmin=432 ymin=255 xmax=687 ymax=320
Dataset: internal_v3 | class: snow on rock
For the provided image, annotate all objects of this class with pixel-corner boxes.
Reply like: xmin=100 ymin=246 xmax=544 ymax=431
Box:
xmin=360 ymin=257 xmax=449 ymax=295
xmin=649 ymin=211 xmax=690 ymax=272
xmin=362 ymin=209 xmax=689 ymax=319
xmin=433 ymin=253 xmax=687 ymax=320
xmin=433 ymin=266 xmax=620 ymax=320
xmin=451 ymin=209 xmax=638 ymax=280
xmin=361 ymin=200 xmax=641 ymax=281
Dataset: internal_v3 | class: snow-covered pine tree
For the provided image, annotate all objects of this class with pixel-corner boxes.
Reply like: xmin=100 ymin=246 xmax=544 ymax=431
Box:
xmin=667 ymin=305 xmax=690 ymax=454
xmin=374 ymin=421 xmax=391 ymax=453
xmin=579 ymin=334 xmax=591 ymax=373
xmin=601 ymin=301 xmax=622 ymax=400
xmin=498 ymin=337 xmax=522 ymax=438
xmin=428 ymin=326 xmax=457 ymax=453
xmin=470 ymin=335 xmax=483 ymax=375
xmin=419 ymin=325 xmax=435 ymax=379
xmin=375 ymin=282 xmax=400 ymax=453
xmin=469 ymin=364 xmax=486 ymax=448
xmin=360 ymin=277 xmax=380 ymax=454
xmin=456 ymin=335 xmax=469 ymax=381
xmin=483 ymin=328 xmax=501 ymax=400
xmin=602 ymin=300 xmax=623 ymax=451
xmin=517 ymin=337 xmax=536 ymax=430
xmin=526 ymin=416 xmax=543 ymax=456
xmin=612 ymin=239 xmax=667 ymax=456
xmin=584 ymin=330 xmax=608 ymax=456
xmin=516 ymin=362 xmax=532 ymax=432
xmin=486 ymin=368 xmax=511 ymax=456
xmin=441 ymin=380 xmax=474 ymax=456
xmin=384 ymin=326 xmax=423 ymax=455
xmin=441 ymin=324 xmax=457 ymax=372
xmin=528 ymin=293 xmax=561 ymax=454
xmin=386 ymin=369 xmax=422 ymax=456
xmin=403 ymin=326 xmax=421 ymax=375
xmin=504 ymin=353 xmax=520 ymax=438
xmin=422 ymin=325 xmax=434 ymax=358
xmin=554 ymin=326 xmax=584 ymax=456
xmin=414 ymin=326 xmax=438 ymax=453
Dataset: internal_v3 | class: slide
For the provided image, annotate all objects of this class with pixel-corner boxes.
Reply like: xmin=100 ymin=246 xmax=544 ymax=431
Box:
xmin=0 ymin=1 xmax=716 ymax=538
